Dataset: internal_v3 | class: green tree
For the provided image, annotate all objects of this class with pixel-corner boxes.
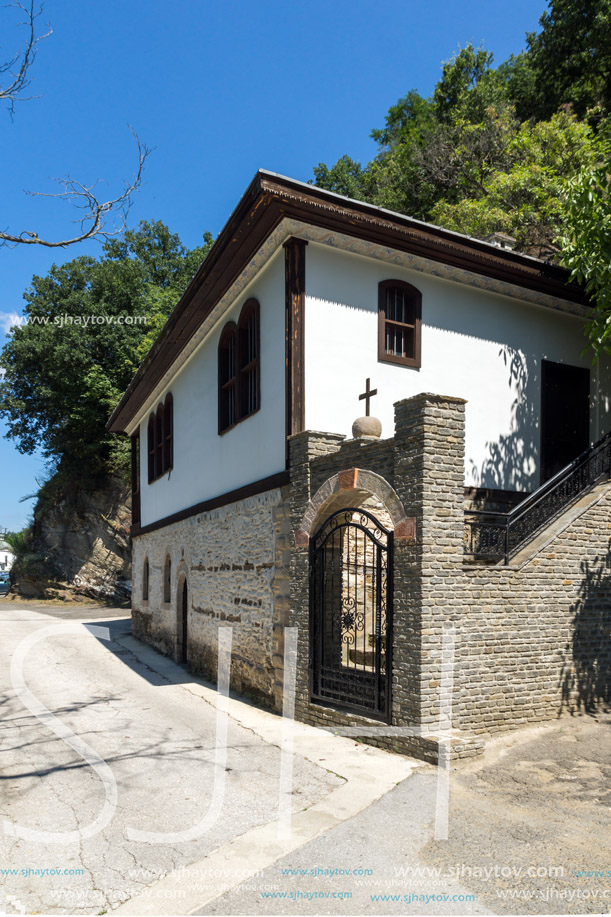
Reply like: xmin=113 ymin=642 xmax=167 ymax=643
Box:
xmin=370 ymin=89 xmax=436 ymax=148
xmin=0 ymin=221 xmax=212 ymax=478
xmin=560 ymin=129 xmax=611 ymax=355
xmin=367 ymin=90 xmax=439 ymax=218
xmin=496 ymin=53 xmax=539 ymax=123
xmin=433 ymin=45 xmax=507 ymax=124
xmin=312 ymin=5 xmax=610 ymax=260
xmin=312 ymin=43 xmax=521 ymax=222
xmin=526 ymin=0 xmax=611 ymax=121
xmin=311 ymin=155 xmax=372 ymax=202
xmin=429 ymin=109 xmax=599 ymax=257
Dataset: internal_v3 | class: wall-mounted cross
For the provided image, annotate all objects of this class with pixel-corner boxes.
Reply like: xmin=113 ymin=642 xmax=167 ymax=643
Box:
xmin=359 ymin=378 xmax=378 ymax=416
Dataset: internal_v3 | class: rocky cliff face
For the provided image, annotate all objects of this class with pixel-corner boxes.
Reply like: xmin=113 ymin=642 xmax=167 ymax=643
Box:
xmin=15 ymin=475 xmax=132 ymax=604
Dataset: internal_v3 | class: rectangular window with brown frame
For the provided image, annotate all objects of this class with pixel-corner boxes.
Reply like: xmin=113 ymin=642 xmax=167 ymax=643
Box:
xmin=378 ymin=279 xmax=422 ymax=368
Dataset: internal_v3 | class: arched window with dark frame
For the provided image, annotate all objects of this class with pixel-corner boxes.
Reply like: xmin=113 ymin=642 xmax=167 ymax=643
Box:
xmin=155 ymin=404 xmax=164 ymax=479
xmin=147 ymin=393 xmax=174 ymax=483
xmin=131 ymin=432 xmax=141 ymax=525
xmin=238 ymin=298 xmax=260 ymax=420
xmin=378 ymin=279 xmax=422 ymax=368
xmin=218 ymin=322 xmax=238 ymax=433
xmin=142 ymin=557 xmax=149 ymax=602
xmin=218 ymin=299 xmax=260 ymax=434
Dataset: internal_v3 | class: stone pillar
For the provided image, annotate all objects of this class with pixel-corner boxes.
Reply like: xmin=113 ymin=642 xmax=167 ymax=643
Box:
xmin=271 ymin=485 xmax=293 ymax=710
xmin=393 ymin=393 xmax=466 ymax=746
xmin=287 ymin=431 xmax=345 ymax=718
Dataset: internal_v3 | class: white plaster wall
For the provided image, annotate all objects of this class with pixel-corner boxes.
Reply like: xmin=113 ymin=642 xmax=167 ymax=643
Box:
xmin=138 ymin=249 xmax=286 ymax=527
xmin=305 ymin=242 xmax=611 ymax=491
xmin=0 ymin=549 xmax=14 ymax=572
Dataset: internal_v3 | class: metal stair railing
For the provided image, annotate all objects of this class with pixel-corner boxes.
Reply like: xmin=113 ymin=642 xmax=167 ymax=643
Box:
xmin=464 ymin=428 xmax=611 ymax=564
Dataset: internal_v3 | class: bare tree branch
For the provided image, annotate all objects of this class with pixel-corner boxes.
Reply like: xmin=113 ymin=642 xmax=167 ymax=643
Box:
xmin=0 ymin=1 xmax=51 ymax=116
xmin=0 ymin=128 xmax=151 ymax=248
xmin=1 ymin=6 xmax=150 ymax=248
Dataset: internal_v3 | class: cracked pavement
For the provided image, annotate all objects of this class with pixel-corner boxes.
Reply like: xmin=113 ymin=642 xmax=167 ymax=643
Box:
xmin=0 ymin=603 xmax=347 ymax=914
xmin=3 ymin=601 xmax=609 ymax=917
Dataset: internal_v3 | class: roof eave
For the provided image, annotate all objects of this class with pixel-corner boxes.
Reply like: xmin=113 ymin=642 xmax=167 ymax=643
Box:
xmin=107 ymin=170 xmax=587 ymax=435
xmin=106 ymin=171 xmax=270 ymax=433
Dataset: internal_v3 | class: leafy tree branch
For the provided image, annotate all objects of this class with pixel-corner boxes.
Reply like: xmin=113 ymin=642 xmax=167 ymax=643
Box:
xmin=560 ymin=128 xmax=611 ymax=355
xmin=0 ymin=222 xmax=213 ymax=477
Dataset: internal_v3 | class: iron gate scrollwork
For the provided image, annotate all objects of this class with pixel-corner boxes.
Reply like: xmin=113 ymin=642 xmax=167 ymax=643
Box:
xmin=309 ymin=507 xmax=393 ymax=721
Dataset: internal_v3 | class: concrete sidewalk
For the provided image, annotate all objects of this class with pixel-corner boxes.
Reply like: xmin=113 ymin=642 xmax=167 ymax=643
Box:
xmin=112 ymin=630 xmax=420 ymax=914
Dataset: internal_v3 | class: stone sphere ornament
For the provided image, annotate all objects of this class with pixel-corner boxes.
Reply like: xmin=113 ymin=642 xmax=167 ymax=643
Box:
xmin=352 ymin=415 xmax=382 ymax=439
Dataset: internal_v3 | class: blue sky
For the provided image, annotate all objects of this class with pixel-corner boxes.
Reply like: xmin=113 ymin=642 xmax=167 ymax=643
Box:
xmin=1 ymin=0 xmax=544 ymax=530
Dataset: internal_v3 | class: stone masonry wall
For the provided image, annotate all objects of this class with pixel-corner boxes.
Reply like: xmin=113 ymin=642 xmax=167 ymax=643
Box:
xmin=401 ymin=396 xmax=611 ymax=734
xmin=288 ymin=393 xmax=611 ymax=763
xmin=132 ymin=486 xmax=291 ymax=707
xmin=392 ymin=394 xmax=469 ymax=753
xmin=458 ymin=490 xmax=611 ymax=731
xmin=130 ymin=393 xmax=610 ymax=763
xmin=287 ymin=404 xmax=479 ymax=762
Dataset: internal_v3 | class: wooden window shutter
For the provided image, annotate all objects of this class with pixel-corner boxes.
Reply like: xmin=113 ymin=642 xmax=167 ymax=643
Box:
xmin=163 ymin=393 xmax=173 ymax=473
xmin=218 ymin=323 xmax=238 ymax=433
xmin=147 ymin=415 xmax=155 ymax=484
xmin=238 ymin=299 xmax=260 ymax=420
xmin=155 ymin=405 xmax=164 ymax=479
xmin=131 ymin=432 xmax=141 ymax=525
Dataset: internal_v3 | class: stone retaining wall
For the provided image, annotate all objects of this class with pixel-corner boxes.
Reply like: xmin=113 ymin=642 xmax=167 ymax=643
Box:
xmin=458 ymin=491 xmax=611 ymax=731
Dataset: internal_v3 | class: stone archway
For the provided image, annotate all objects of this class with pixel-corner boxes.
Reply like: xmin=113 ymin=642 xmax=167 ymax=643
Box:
xmin=310 ymin=503 xmax=393 ymax=720
xmin=295 ymin=467 xmax=415 ymax=547
xmin=294 ymin=466 xmax=415 ymax=723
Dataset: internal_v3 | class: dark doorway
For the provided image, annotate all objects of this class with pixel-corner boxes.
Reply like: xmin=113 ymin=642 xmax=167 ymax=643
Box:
xmin=180 ymin=578 xmax=188 ymax=664
xmin=541 ymin=360 xmax=590 ymax=482
xmin=309 ymin=507 xmax=393 ymax=721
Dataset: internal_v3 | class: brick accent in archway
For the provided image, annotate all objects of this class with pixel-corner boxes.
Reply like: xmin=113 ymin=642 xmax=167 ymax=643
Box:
xmin=294 ymin=467 xmax=415 ymax=546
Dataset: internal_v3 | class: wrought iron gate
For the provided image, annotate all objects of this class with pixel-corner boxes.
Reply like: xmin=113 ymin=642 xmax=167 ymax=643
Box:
xmin=309 ymin=507 xmax=393 ymax=721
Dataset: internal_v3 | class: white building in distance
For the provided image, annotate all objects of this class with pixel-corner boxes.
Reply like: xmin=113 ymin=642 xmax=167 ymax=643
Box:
xmin=0 ymin=539 xmax=15 ymax=573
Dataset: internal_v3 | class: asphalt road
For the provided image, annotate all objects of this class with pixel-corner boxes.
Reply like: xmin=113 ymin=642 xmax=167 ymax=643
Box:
xmin=195 ymin=718 xmax=611 ymax=916
xmin=0 ymin=602 xmax=344 ymax=914
xmin=422 ymin=715 xmax=611 ymax=915
xmin=1 ymin=600 xmax=609 ymax=917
